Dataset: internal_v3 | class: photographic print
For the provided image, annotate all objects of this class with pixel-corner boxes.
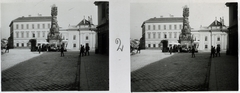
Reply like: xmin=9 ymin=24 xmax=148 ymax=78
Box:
xmin=1 ymin=0 xmax=109 ymax=91
xmin=130 ymin=1 xmax=238 ymax=92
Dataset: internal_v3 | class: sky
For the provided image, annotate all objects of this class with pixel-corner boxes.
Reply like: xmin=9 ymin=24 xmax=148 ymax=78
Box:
xmin=1 ymin=0 xmax=98 ymax=39
xmin=130 ymin=0 xmax=231 ymax=40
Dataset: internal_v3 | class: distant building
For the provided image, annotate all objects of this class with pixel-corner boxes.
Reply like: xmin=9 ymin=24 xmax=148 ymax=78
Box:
xmin=9 ymin=15 xmax=51 ymax=48
xmin=60 ymin=18 xmax=97 ymax=50
xmin=226 ymin=2 xmax=238 ymax=55
xmin=192 ymin=19 xmax=228 ymax=51
xmin=94 ymin=1 xmax=109 ymax=55
xmin=141 ymin=16 xmax=183 ymax=49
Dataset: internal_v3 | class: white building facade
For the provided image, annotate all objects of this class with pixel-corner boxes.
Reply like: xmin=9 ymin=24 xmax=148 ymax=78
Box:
xmin=192 ymin=19 xmax=228 ymax=51
xmin=9 ymin=16 xmax=51 ymax=48
xmin=142 ymin=17 xmax=183 ymax=49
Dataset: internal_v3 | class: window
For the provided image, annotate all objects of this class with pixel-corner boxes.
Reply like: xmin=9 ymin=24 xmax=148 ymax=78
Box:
xmin=73 ymin=35 xmax=76 ymax=40
xmin=164 ymin=34 xmax=167 ymax=38
xmin=153 ymin=32 xmax=156 ymax=39
xmin=22 ymin=43 xmax=24 ymax=47
xmin=158 ymin=25 xmax=161 ymax=30
xmin=169 ymin=32 xmax=172 ymax=38
xmin=205 ymin=36 xmax=207 ymax=41
xmin=217 ymin=37 xmax=220 ymax=41
xmin=42 ymin=24 xmax=45 ymax=29
xmin=21 ymin=32 xmax=24 ymax=38
xmin=38 ymin=24 xmax=40 ymax=29
xmin=48 ymin=24 xmax=51 ymax=28
xmin=174 ymin=25 xmax=177 ymax=30
xmin=21 ymin=24 xmax=24 ymax=29
xmin=16 ymin=43 xmax=19 ymax=47
xmin=158 ymin=32 xmax=161 ymax=38
xmin=73 ymin=44 xmax=76 ymax=47
xmin=174 ymin=32 xmax=177 ymax=38
xmin=205 ymin=45 xmax=208 ymax=49
xmin=32 ymin=24 xmax=34 ymax=29
xmin=86 ymin=36 xmax=88 ymax=40
xmin=33 ymin=33 xmax=35 ymax=38
xmin=148 ymin=32 xmax=151 ymax=39
xmin=148 ymin=25 xmax=151 ymax=30
xmin=27 ymin=24 xmax=29 ymax=29
xmin=43 ymin=31 xmax=45 ymax=37
xmin=169 ymin=25 xmax=172 ymax=30
xmin=26 ymin=32 xmax=29 ymax=38
xmin=16 ymin=32 xmax=19 ymax=38
xmin=179 ymin=24 xmax=182 ymax=29
xmin=37 ymin=31 xmax=40 ymax=37
xmin=148 ymin=44 xmax=151 ymax=47
xmin=164 ymin=25 xmax=166 ymax=30
xmin=153 ymin=25 xmax=155 ymax=30
xmin=16 ymin=24 xmax=19 ymax=29
xmin=153 ymin=44 xmax=156 ymax=48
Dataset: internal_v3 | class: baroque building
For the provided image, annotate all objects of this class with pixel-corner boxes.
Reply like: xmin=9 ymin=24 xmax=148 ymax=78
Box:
xmin=192 ymin=18 xmax=228 ymax=51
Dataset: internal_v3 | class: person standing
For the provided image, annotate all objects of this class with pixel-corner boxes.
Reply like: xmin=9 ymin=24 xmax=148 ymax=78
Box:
xmin=81 ymin=45 xmax=85 ymax=57
xmin=136 ymin=45 xmax=141 ymax=53
xmin=212 ymin=46 xmax=216 ymax=58
xmin=85 ymin=44 xmax=90 ymax=56
xmin=60 ymin=44 xmax=64 ymax=57
xmin=5 ymin=44 xmax=9 ymax=53
xmin=38 ymin=44 xmax=41 ymax=54
xmin=169 ymin=46 xmax=172 ymax=55
xmin=216 ymin=45 xmax=221 ymax=57
xmin=191 ymin=46 xmax=195 ymax=58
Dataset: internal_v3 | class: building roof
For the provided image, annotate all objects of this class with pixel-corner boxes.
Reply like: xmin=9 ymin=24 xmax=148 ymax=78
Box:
xmin=208 ymin=20 xmax=226 ymax=27
xmin=9 ymin=16 xmax=51 ymax=26
xmin=77 ymin=19 xmax=91 ymax=26
xmin=141 ymin=17 xmax=183 ymax=27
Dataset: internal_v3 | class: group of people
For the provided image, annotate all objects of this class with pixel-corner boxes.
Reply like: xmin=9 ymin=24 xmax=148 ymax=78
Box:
xmin=80 ymin=44 xmax=90 ymax=57
xmin=4 ymin=44 xmax=10 ymax=53
xmin=211 ymin=45 xmax=221 ymax=58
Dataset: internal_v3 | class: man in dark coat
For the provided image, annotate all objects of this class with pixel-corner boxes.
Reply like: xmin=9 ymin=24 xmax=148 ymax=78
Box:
xmin=216 ymin=45 xmax=220 ymax=57
xmin=191 ymin=46 xmax=195 ymax=58
xmin=5 ymin=44 xmax=9 ymax=53
xmin=85 ymin=44 xmax=90 ymax=56
xmin=60 ymin=45 xmax=64 ymax=57
xmin=80 ymin=45 xmax=85 ymax=57
xmin=38 ymin=44 xmax=41 ymax=54
xmin=169 ymin=46 xmax=172 ymax=55
xmin=136 ymin=45 xmax=141 ymax=53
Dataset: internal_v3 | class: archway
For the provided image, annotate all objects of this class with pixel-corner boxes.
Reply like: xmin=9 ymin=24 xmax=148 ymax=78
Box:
xmin=29 ymin=39 xmax=37 ymax=51
xmin=161 ymin=40 xmax=168 ymax=52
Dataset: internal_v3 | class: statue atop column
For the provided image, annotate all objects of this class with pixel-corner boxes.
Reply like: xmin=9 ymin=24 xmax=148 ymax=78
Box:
xmin=47 ymin=4 xmax=62 ymax=43
xmin=179 ymin=5 xmax=193 ymax=44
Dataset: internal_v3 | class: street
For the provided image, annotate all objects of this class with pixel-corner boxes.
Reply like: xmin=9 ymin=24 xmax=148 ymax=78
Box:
xmin=131 ymin=50 xmax=210 ymax=91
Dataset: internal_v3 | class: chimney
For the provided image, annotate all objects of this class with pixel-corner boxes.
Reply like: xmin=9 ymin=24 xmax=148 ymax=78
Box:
xmin=160 ymin=15 xmax=163 ymax=18
xmin=22 ymin=16 xmax=24 ymax=18
xmin=28 ymin=15 xmax=31 ymax=17
xmin=215 ymin=17 xmax=217 ymax=25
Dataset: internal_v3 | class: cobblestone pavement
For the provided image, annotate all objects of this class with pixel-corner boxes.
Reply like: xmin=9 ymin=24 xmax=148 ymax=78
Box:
xmin=1 ymin=49 xmax=43 ymax=71
xmin=209 ymin=53 xmax=238 ymax=91
xmin=131 ymin=52 xmax=210 ymax=92
xmin=80 ymin=52 xmax=109 ymax=91
xmin=131 ymin=49 xmax=174 ymax=72
xmin=2 ymin=51 xmax=79 ymax=91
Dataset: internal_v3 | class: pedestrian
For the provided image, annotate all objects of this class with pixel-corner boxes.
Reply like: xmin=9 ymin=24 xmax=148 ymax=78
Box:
xmin=85 ymin=44 xmax=90 ymax=56
xmin=81 ymin=45 xmax=85 ymax=57
xmin=136 ymin=45 xmax=141 ymax=53
xmin=169 ymin=46 xmax=172 ymax=55
xmin=5 ymin=44 xmax=9 ymax=53
xmin=211 ymin=46 xmax=216 ymax=58
xmin=191 ymin=46 xmax=195 ymax=58
xmin=216 ymin=45 xmax=221 ymax=57
xmin=60 ymin=44 xmax=64 ymax=57
xmin=38 ymin=44 xmax=41 ymax=54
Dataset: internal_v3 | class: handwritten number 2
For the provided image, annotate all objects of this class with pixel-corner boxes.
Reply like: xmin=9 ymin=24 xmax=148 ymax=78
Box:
xmin=115 ymin=38 xmax=124 ymax=51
